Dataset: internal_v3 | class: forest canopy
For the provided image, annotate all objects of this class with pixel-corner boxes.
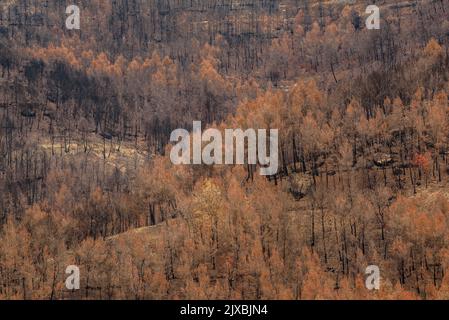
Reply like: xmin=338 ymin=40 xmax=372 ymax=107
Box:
xmin=0 ymin=0 xmax=448 ymax=300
